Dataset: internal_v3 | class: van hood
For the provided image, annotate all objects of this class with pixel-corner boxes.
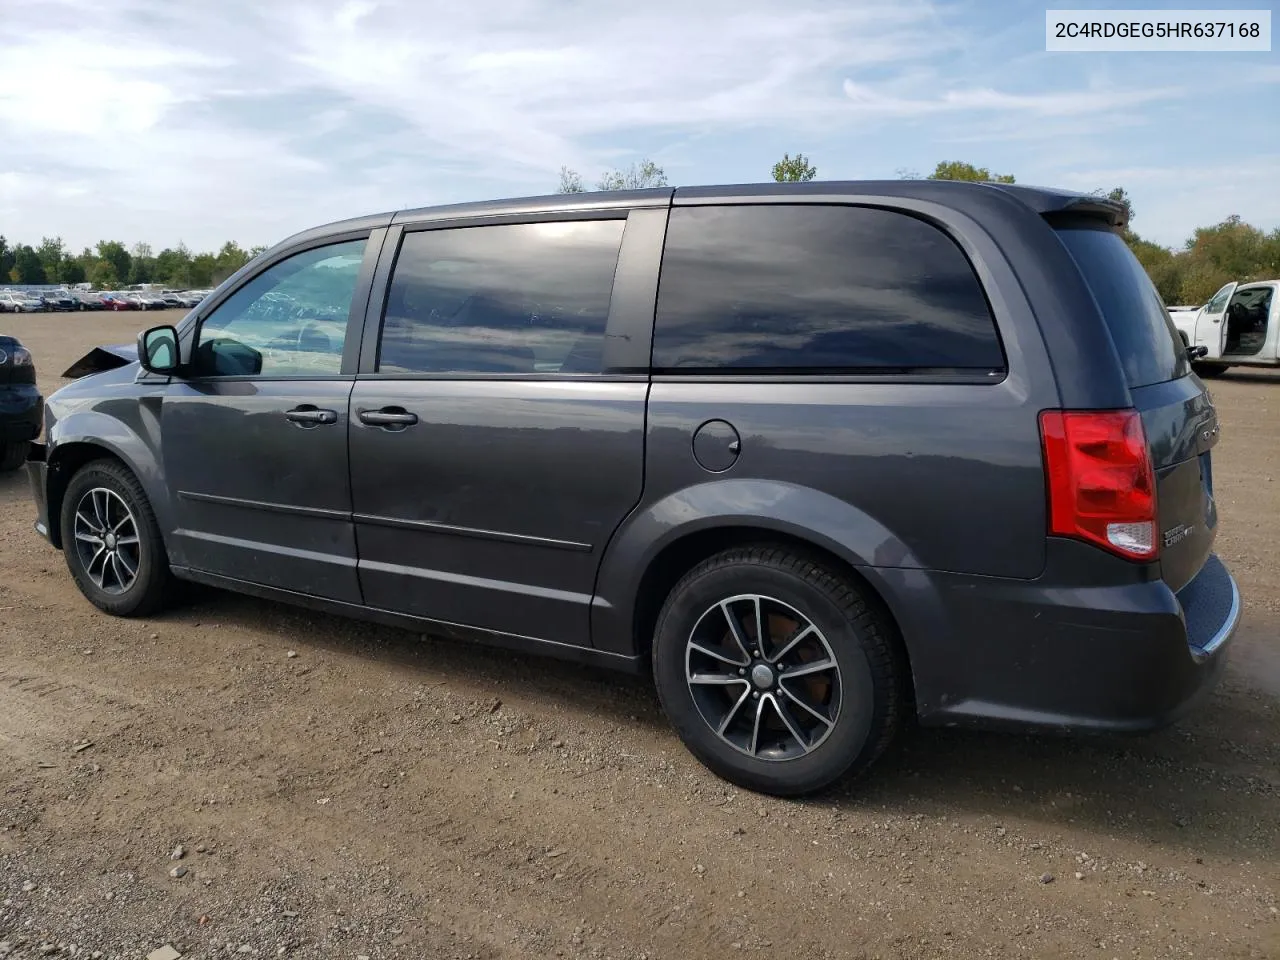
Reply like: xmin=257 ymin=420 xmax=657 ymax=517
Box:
xmin=62 ymin=343 xmax=137 ymax=379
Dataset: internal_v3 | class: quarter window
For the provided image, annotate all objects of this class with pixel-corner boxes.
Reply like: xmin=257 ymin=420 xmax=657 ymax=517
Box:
xmin=652 ymin=205 xmax=1004 ymax=373
xmin=193 ymin=238 xmax=367 ymax=377
xmin=377 ymin=220 xmax=625 ymax=376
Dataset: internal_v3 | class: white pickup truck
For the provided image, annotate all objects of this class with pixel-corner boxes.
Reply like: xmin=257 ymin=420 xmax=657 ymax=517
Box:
xmin=1169 ymin=279 xmax=1280 ymax=377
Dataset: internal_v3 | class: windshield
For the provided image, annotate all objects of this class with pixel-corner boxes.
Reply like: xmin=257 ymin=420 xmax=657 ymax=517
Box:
xmin=1056 ymin=225 xmax=1190 ymax=388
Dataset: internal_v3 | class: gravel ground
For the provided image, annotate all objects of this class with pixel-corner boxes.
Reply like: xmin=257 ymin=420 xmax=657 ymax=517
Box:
xmin=1 ymin=311 xmax=1277 ymax=960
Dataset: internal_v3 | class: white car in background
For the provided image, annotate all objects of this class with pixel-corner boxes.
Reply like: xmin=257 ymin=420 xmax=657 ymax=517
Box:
xmin=1171 ymin=280 xmax=1280 ymax=377
xmin=0 ymin=291 xmax=46 ymax=313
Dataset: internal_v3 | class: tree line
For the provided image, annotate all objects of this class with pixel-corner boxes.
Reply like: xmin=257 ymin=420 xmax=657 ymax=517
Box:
xmin=6 ymin=156 xmax=1273 ymax=306
xmin=557 ymin=154 xmax=1279 ymax=307
xmin=0 ymin=237 xmax=266 ymax=290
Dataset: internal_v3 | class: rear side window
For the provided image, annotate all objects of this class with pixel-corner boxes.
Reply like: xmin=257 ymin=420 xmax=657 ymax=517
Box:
xmin=378 ymin=220 xmax=624 ymax=376
xmin=1055 ymin=226 xmax=1189 ymax=388
xmin=652 ymin=205 xmax=1004 ymax=373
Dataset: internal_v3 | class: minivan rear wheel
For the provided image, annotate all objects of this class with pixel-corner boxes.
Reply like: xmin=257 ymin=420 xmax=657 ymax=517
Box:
xmin=652 ymin=545 xmax=904 ymax=796
xmin=59 ymin=459 xmax=172 ymax=617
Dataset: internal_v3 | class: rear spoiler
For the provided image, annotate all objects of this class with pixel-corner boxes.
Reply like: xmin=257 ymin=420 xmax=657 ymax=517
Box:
xmin=62 ymin=343 xmax=138 ymax=379
xmin=1040 ymin=196 xmax=1129 ymax=232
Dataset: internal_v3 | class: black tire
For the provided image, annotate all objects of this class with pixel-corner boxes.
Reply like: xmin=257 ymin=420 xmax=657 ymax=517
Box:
xmin=0 ymin=441 xmax=28 ymax=472
xmin=59 ymin=459 xmax=172 ymax=617
xmin=652 ymin=544 xmax=905 ymax=797
xmin=1193 ymin=362 xmax=1230 ymax=378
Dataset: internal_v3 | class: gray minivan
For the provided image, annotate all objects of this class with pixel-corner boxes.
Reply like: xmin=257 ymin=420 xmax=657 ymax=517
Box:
xmin=27 ymin=180 xmax=1239 ymax=796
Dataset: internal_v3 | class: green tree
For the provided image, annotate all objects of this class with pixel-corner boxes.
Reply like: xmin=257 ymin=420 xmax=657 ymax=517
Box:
xmin=58 ymin=258 xmax=87 ymax=285
xmin=88 ymin=260 xmax=120 ymax=289
xmin=154 ymin=244 xmax=193 ymax=286
xmin=128 ymin=242 xmax=157 ymax=284
xmin=95 ymin=241 xmax=132 ymax=284
xmin=36 ymin=237 xmax=65 ymax=278
xmin=0 ymin=236 xmax=10 ymax=280
xmin=772 ymin=153 xmax=817 ymax=182
xmin=189 ymin=254 xmax=216 ymax=288
xmin=213 ymin=241 xmax=252 ymax=284
xmin=926 ymin=161 xmax=1016 ymax=183
xmin=12 ymin=245 xmax=47 ymax=284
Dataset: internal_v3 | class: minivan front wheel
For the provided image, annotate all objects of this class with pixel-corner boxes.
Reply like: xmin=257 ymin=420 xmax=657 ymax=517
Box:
xmin=60 ymin=459 xmax=172 ymax=617
xmin=653 ymin=545 xmax=904 ymax=796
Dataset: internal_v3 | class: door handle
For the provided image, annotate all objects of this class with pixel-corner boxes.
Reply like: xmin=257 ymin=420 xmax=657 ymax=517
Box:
xmin=284 ymin=405 xmax=338 ymax=426
xmin=358 ymin=408 xmax=419 ymax=429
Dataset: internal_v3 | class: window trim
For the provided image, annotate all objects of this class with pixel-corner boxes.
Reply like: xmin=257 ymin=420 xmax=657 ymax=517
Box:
xmin=649 ymin=201 xmax=1009 ymax=382
xmin=357 ymin=209 xmax=659 ymax=380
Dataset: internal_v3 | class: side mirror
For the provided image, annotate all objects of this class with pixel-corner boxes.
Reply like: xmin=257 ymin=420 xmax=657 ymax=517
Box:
xmin=138 ymin=325 xmax=180 ymax=375
xmin=1187 ymin=344 xmax=1208 ymax=360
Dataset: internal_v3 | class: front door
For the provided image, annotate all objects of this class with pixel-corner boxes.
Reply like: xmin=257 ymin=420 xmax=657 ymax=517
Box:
xmin=162 ymin=236 xmax=376 ymax=601
xmin=348 ymin=216 xmax=654 ymax=646
xmin=1194 ymin=282 xmax=1236 ymax=359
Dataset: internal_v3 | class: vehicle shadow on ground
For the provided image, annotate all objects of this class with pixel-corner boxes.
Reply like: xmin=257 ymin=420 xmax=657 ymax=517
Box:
xmin=169 ymin=586 xmax=1278 ymax=864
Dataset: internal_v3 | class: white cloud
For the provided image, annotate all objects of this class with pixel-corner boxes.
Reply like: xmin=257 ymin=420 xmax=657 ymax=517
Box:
xmin=0 ymin=0 xmax=1274 ymax=252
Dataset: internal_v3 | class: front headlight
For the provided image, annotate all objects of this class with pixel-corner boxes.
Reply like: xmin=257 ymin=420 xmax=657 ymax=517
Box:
xmin=11 ymin=346 xmax=33 ymax=366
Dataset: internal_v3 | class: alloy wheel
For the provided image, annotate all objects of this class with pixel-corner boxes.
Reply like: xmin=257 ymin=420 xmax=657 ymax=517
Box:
xmin=73 ymin=487 xmax=142 ymax=595
xmin=685 ymin=594 xmax=842 ymax=761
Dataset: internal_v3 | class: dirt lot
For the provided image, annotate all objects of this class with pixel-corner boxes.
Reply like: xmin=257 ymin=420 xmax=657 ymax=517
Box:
xmin=1 ymin=310 xmax=1277 ymax=960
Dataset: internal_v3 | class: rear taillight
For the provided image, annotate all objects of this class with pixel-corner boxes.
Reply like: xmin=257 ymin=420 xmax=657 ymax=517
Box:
xmin=1039 ymin=409 xmax=1157 ymax=561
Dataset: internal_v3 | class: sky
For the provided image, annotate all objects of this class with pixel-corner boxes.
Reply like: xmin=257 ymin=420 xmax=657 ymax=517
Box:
xmin=0 ymin=0 xmax=1277 ymax=254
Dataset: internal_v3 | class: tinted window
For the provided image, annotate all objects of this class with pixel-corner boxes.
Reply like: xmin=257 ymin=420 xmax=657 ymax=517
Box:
xmin=378 ymin=220 xmax=625 ymax=375
xmin=194 ymin=239 xmax=367 ymax=377
xmin=1056 ymin=226 xmax=1189 ymax=388
xmin=652 ymin=205 xmax=1003 ymax=373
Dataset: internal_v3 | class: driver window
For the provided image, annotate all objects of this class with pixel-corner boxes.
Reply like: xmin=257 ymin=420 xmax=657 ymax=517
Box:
xmin=194 ymin=238 xmax=368 ymax=377
xmin=1204 ymin=283 xmax=1234 ymax=315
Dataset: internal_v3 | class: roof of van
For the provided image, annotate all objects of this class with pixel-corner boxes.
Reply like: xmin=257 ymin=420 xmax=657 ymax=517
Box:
xmin=279 ymin=179 xmax=1127 ymax=250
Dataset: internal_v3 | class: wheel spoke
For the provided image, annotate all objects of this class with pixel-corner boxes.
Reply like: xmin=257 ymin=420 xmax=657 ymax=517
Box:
xmin=115 ymin=535 xmax=140 ymax=546
xmin=74 ymin=531 xmax=104 ymax=546
xmin=778 ymin=685 xmax=833 ymax=728
xmin=769 ymin=624 xmax=816 ymax=664
xmin=717 ymin=686 xmax=752 ymax=736
xmin=76 ymin=508 xmax=101 ymax=536
xmin=92 ymin=490 xmax=110 ymax=531
xmin=717 ymin=602 xmax=753 ymax=663
xmin=110 ymin=552 xmax=133 ymax=589
xmin=752 ymin=596 xmax=765 ymax=658
xmin=85 ymin=546 xmax=107 ymax=588
xmin=779 ymin=658 xmax=836 ymax=680
xmin=769 ymin=695 xmax=810 ymax=751
xmin=688 ymin=673 xmax=749 ymax=687
xmin=114 ymin=548 xmax=138 ymax=579
xmin=689 ymin=641 xmax=746 ymax=668
xmin=748 ymin=695 xmax=766 ymax=755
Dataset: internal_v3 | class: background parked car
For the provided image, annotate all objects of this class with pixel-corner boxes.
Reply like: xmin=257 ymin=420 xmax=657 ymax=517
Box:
xmin=72 ymin=292 xmax=106 ymax=311
xmin=0 ymin=334 xmax=41 ymax=471
xmin=0 ymin=291 xmax=47 ymax=313
xmin=99 ymin=293 xmax=136 ymax=311
xmin=40 ymin=292 xmax=77 ymax=311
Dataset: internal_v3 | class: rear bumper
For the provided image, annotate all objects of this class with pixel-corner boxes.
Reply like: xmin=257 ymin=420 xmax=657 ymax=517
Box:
xmin=0 ymin=385 xmax=42 ymax=441
xmin=883 ymin=542 xmax=1241 ymax=734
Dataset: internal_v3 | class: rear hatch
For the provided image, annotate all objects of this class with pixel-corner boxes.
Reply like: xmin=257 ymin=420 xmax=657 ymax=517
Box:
xmin=1055 ymin=226 xmax=1218 ymax=591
